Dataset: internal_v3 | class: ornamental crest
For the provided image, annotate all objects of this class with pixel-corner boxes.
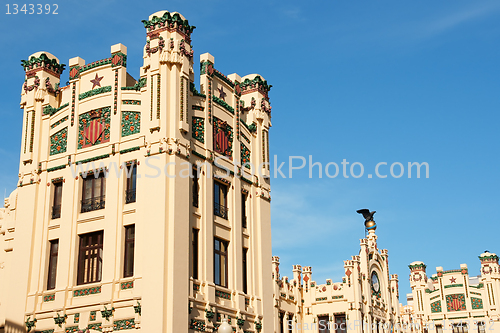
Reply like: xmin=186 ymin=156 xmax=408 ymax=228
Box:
xmin=78 ymin=107 xmax=111 ymax=149
xmin=446 ymin=294 xmax=466 ymax=312
xmin=213 ymin=117 xmax=233 ymax=157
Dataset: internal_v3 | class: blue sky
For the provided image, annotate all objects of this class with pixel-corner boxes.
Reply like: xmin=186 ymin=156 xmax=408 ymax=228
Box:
xmin=1 ymin=0 xmax=500 ymax=301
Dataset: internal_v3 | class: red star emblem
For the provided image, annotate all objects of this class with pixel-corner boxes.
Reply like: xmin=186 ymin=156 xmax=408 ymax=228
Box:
xmin=450 ymin=277 xmax=456 ymax=283
xmin=90 ymin=73 xmax=103 ymax=89
xmin=218 ymin=87 xmax=227 ymax=101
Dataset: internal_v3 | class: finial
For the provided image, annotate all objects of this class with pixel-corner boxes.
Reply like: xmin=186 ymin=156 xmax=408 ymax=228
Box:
xmin=357 ymin=209 xmax=377 ymax=231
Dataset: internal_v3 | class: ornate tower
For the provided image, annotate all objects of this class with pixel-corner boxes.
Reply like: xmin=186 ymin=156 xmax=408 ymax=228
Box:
xmin=0 ymin=10 xmax=274 ymax=333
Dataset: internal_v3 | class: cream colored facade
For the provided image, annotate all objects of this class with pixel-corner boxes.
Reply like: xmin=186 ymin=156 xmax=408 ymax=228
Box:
xmin=273 ymin=229 xmax=401 ymax=333
xmin=408 ymin=252 xmax=500 ymax=332
xmin=0 ymin=10 xmax=274 ymax=333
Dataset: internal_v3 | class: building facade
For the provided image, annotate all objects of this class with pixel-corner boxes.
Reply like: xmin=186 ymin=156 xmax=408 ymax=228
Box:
xmin=408 ymin=252 xmax=500 ymax=333
xmin=273 ymin=227 xmax=401 ymax=333
xmin=0 ymin=10 xmax=274 ymax=333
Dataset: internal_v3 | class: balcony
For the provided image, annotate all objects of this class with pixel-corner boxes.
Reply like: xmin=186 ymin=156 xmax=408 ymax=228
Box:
xmin=81 ymin=196 xmax=105 ymax=213
xmin=214 ymin=203 xmax=228 ymax=219
xmin=51 ymin=205 xmax=61 ymax=219
xmin=125 ymin=189 xmax=136 ymax=204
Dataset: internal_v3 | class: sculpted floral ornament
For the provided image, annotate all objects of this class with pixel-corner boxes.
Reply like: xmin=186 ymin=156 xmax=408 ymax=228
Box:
xmin=54 ymin=313 xmax=67 ymax=327
xmin=25 ymin=317 xmax=37 ymax=332
xmin=205 ymin=306 xmax=215 ymax=321
xmin=101 ymin=306 xmax=115 ymax=321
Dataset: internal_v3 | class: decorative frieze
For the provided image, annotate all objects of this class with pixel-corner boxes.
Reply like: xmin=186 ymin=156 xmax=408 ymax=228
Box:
xmin=50 ymin=116 xmax=68 ymax=129
xmin=44 ymin=103 xmax=69 ymax=117
xmin=78 ymin=86 xmax=112 ymax=101
xmin=471 ymin=297 xmax=483 ymax=309
xmin=121 ymin=77 xmax=147 ymax=91
xmin=431 ymin=301 xmax=442 ymax=313
xmin=120 ymin=146 xmax=140 ymax=154
xmin=215 ymin=290 xmax=231 ymax=300
xmin=241 ymin=143 xmax=250 ymax=168
xmin=122 ymin=100 xmax=141 ymax=105
xmin=73 ymin=286 xmax=101 ymax=297
xmin=87 ymin=323 xmax=102 ymax=332
xmin=213 ymin=95 xmax=234 ymax=114
xmin=21 ymin=53 xmax=65 ymax=76
xmin=43 ymin=294 xmax=55 ymax=302
xmin=113 ymin=318 xmax=135 ymax=330
xmin=65 ymin=326 xmax=79 ymax=333
xmin=192 ymin=117 xmax=204 ymax=143
xmin=50 ymin=127 xmax=68 ymax=156
xmin=121 ymin=111 xmax=141 ymax=137
xmin=121 ymin=281 xmax=134 ymax=290
xmin=189 ymin=319 xmax=206 ymax=332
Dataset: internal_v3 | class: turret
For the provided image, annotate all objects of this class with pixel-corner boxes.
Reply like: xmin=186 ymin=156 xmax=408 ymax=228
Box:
xmin=479 ymin=251 xmax=499 ymax=278
xmin=141 ymin=11 xmax=195 ymax=136
xmin=19 ymin=52 xmax=65 ymax=180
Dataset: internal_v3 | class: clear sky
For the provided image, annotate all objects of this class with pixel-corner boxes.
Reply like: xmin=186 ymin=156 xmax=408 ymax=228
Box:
xmin=1 ymin=0 xmax=499 ymax=302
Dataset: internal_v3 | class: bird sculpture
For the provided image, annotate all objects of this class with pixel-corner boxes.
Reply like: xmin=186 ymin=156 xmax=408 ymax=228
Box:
xmin=357 ymin=209 xmax=377 ymax=230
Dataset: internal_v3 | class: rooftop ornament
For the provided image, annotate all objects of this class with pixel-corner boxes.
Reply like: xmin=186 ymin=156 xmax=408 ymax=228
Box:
xmin=357 ymin=209 xmax=377 ymax=232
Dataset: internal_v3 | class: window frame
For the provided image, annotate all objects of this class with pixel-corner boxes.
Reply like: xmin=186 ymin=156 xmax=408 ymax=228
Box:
xmin=123 ymin=225 xmax=135 ymax=278
xmin=214 ymin=237 xmax=229 ymax=288
xmin=214 ymin=181 xmax=228 ymax=219
xmin=192 ymin=228 xmax=199 ymax=279
xmin=47 ymin=239 xmax=59 ymax=290
xmin=81 ymin=172 xmax=106 ymax=213
xmin=334 ymin=314 xmax=347 ymax=333
xmin=241 ymin=192 xmax=247 ymax=228
xmin=77 ymin=231 xmax=104 ymax=285
xmin=318 ymin=315 xmax=330 ymax=333
xmin=192 ymin=167 xmax=199 ymax=208
xmin=242 ymin=247 xmax=248 ymax=294
xmin=125 ymin=163 xmax=137 ymax=204
xmin=52 ymin=181 xmax=63 ymax=219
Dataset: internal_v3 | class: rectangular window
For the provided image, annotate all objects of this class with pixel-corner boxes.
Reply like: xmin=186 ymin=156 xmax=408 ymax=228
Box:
xmin=192 ymin=228 xmax=199 ymax=279
xmin=279 ymin=312 xmax=285 ymax=333
xmin=214 ymin=238 xmax=228 ymax=287
xmin=214 ymin=181 xmax=228 ymax=219
xmin=81 ymin=172 xmax=106 ymax=213
xmin=436 ymin=325 xmax=443 ymax=333
xmin=125 ymin=164 xmax=137 ymax=204
xmin=52 ymin=182 xmax=62 ymax=219
xmin=477 ymin=322 xmax=485 ymax=333
xmin=335 ymin=314 xmax=346 ymax=333
xmin=192 ymin=168 xmax=199 ymax=208
xmin=241 ymin=193 xmax=247 ymax=228
xmin=242 ymin=248 xmax=248 ymax=294
xmin=77 ymin=231 xmax=103 ymax=285
xmin=47 ymin=239 xmax=59 ymax=290
xmin=452 ymin=324 xmax=468 ymax=333
xmin=123 ymin=225 xmax=135 ymax=278
xmin=287 ymin=314 xmax=293 ymax=333
xmin=318 ymin=315 xmax=330 ymax=333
